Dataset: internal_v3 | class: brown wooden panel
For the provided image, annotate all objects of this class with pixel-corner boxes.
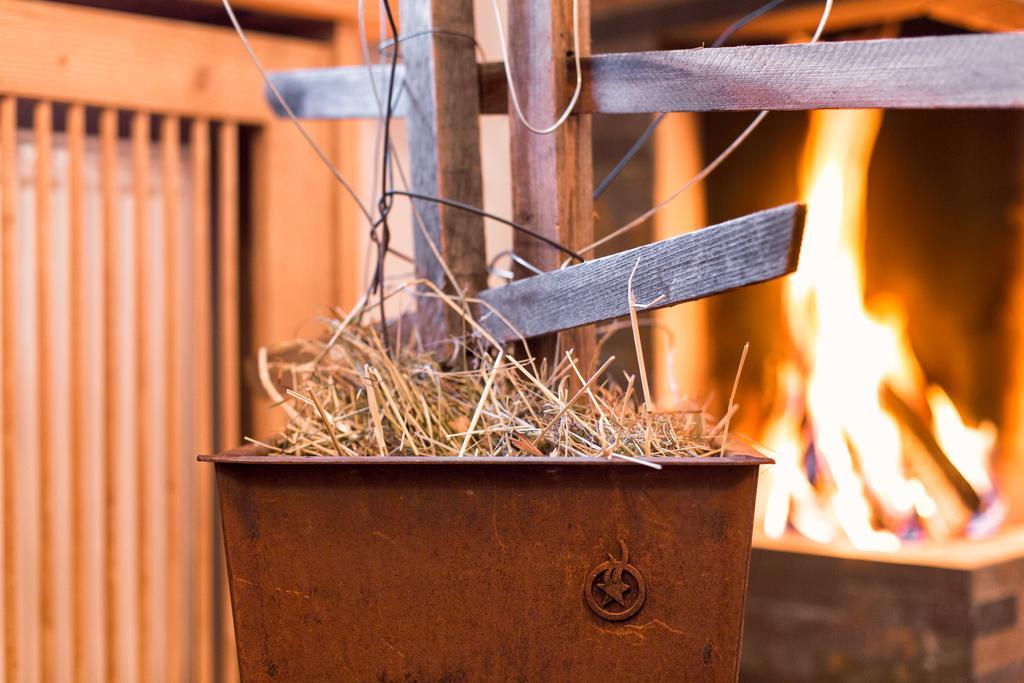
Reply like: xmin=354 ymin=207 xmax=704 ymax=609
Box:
xmin=651 ymin=112 xmax=709 ymax=404
xmin=161 ymin=114 xmax=184 ymax=683
xmin=248 ymin=116 xmax=335 ymax=439
xmin=930 ymin=0 xmax=1024 ymax=33
xmin=131 ymin=110 xmax=155 ymax=683
xmin=1 ymin=94 xmax=17 ymax=683
xmin=193 ymin=0 xmax=372 ymax=22
xmin=99 ymin=106 xmax=121 ymax=683
xmin=191 ymin=118 xmax=216 ymax=683
xmin=34 ymin=100 xmax=55 ymax=683
xmin=0 ymin=0 xmax=332 ymax=122
xmin=66 ymin=101 xmax=88 ymax=682
xmin=330 ymin=26 xmax=366 ymax=312
xmin=217 ymin=121 xmax=241 ymax=683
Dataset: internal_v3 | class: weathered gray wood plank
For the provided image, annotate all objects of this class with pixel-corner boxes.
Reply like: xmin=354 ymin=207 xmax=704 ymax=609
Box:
xmin=506 ymin=0 xmax=596 ymax=370
xmin=400 ymin=0 xmax=487 ymax=346
xmin=476 ymin=204 xmax=806 ymax=343
xmin=267 ymin=33 xmax=1024 ymax=119
xmin=266 ymin=65 xmax=410 ymax=119
xmin=585 ymin=32 xmax=1024 ymax=113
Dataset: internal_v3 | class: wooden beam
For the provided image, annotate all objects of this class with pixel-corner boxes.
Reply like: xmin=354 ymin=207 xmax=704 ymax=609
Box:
xmin=216 ymin=122 xmax=241 ymax=683
xmin=595 ymin=0 xmax=1024 ymax=43
xmin=189 ymin=119 xmax=216 ymax=683
xmin=477 ymin=204 xmax=805 ymax=343
xmin=0 ymin=0 xmax=331 ymax=123
xmin=267 ymin=65 xmax=410 ymax=119
xmin=0 ymin=95 xmax=14 ymax=683
xmin=651 ymin=112 xmax=709 ymax=404
xmin=508 ymin=0 xmax=596 ymax=369
xmin=131 ymin=110 xmax=153 ymax=683
xmin=66 ymin=101 xmax=87 ymax=683
xmin=268 ymin=32 xmax=1024 ymax=119
xmin=99 ymin=105 xmax=121 ymax=683
xmin=400 ymin=0 xmax=487 ymax=346
xmin=34 ymin=99 xmax=56 ymax=683
xmin=161 ymin=114 xmax=184 ymax=683
xmin=192 ymin=0 xmax=375 ymax=23
xmin=593 ymin=0 xmax=930 ymax=44
xmin=929 ymin=0 xmax=1024 ymax=33
xmin=582 ymin=33 xmax=1024 ymax=112
xmin=330 ymin=24 xmax=367 ymax=311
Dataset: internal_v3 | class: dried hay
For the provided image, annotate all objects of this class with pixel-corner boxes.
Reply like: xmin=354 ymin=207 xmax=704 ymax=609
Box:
xmin=251 ymin=279 xmax=746 ymax=467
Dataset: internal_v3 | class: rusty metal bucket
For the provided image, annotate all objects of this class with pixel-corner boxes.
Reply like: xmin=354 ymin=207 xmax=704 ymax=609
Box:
xmin=201 ymin=446 xmax=768 ymax=681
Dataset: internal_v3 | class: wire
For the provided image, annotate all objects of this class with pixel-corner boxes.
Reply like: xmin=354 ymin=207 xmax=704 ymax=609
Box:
xmin=586 ymin=110 xmax=769 ymax=255
xmin=379 ymin=29 xmax=488 ymax=62
xmin=487 ymin=250 xmax=545 ymax=282
xmin=363 ymin=0 xmax=582 ymax=277
xmin=221 ymin=0 xmax=372 ymax=225
xmin=592 ymin=0 xmax=788 ymax=201
xmin=231 ymin=0 xmax=583 ymax=327
xmin=489 ymin=250 xmax=544 ymax=277
xmin=581 ymin=0 xmax=833 ymax=257
xmin=384 ymin=190 xmax=585 ymax=264
xmin=371 ymin=0 xmax=402 ymax=351
xmin=489 ymin=0 xmax=583 ymax=135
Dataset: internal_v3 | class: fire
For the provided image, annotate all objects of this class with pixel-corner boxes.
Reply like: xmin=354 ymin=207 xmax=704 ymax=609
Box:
xmin=760 ymin=109 xmax=1002 ymax=550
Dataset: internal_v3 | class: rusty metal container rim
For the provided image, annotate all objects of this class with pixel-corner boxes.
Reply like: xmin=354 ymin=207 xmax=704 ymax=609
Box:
xmin=200 ymin=444 xmax=773 ymax=466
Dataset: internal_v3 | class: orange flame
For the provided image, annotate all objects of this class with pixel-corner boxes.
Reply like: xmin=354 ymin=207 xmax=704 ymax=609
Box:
xmin=760 ymin=109 xmax=1000 ymax=550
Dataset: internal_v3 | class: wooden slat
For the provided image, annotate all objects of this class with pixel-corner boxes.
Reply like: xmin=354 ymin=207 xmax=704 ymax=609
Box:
xmin=266 ymin=66 xmax=411 ymax=119
xmin=270 ymin=33 xmax=1024 ymax=119
xmin=640 ymin=0 xmax=1024 ymax=44
xmin=131 ymin=110 xmax=153 ymax=683
xmin=192 ymin=0 xmax=373 ymax=22
xmin=477 ymin=204 xmax=806 ymax=343
xmin=161 ymin=114 xmax=184 ymax=683
xmin=247 ymin=117 xmax=335 ymax=439
xmin=217 ymin=121 xmax=240 ymax=683
xmin=508 ymin=0 xmax=595 ymax=369
xmin=99 ymin=105 xmax=118 ymax=683
xmin=190 ymin=119 xmax=215 ymax=683
xmin=1 ymin=95 xmax=17 ymax=683
xmin=593 ymin=0 xmax=929 ymax=44
xmin=1001 ymin=117 xmax=1024 ymax=525
xmin=581 ymin=33 xmax=1024 ymax=112
xmin=400 ymin=0 xmax=488 ymax=346
xmin=0 ymin=0 xmax=332 ymax=123
xmin=651 ymin=112 xmax=709 ymax=404
xmin=66 ymin=101 xmax=87 ymax=683
xmin=330 ymin=25 xmax=366 ymax=311
xmin=34 ymin=100 xmax=55 ymax=683
xmin=930 ymin=0 xmax=1024 ymax=33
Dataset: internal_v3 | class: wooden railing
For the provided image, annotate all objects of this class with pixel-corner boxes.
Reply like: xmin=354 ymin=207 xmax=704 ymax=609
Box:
xmin=0 ymin=96 xmax=239 ymax=683
xmin=0 ymin=1 xmax=355 ymax=680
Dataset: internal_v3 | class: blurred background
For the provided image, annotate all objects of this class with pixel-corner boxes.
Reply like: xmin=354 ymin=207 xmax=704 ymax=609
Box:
xmin=1 ymin=0 xmax=1023 ymax=681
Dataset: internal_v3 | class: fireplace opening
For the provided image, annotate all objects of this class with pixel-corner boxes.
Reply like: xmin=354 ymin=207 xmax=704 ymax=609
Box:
xmin=674 ymin=72 xmax=1024 ymax=683
xmin=587 ymin=8 xmax=1024 ymax=676
xmin=690 ymin=104 xmax=1023 ymax=548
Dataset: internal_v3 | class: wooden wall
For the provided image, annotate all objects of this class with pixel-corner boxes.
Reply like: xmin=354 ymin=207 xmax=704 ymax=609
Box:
xmin=0 ymin=1 xmax=357 ymax=680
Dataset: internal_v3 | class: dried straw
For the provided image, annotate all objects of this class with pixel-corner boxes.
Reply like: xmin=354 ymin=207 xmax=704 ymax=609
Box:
xmin=254 ymin=280 xmax=737 ymax=463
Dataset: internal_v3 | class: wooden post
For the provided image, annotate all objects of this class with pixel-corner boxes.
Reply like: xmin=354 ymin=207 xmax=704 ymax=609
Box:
xmin=508 ymin=0 xmax=595 ymax=370
xmin=400 ymin=0 xmax=487 ymax=348
xmin=1003 ymin=118 xmax=1024 ymax=523
xmin=652 ymin=112 xmax=709 ymax=406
